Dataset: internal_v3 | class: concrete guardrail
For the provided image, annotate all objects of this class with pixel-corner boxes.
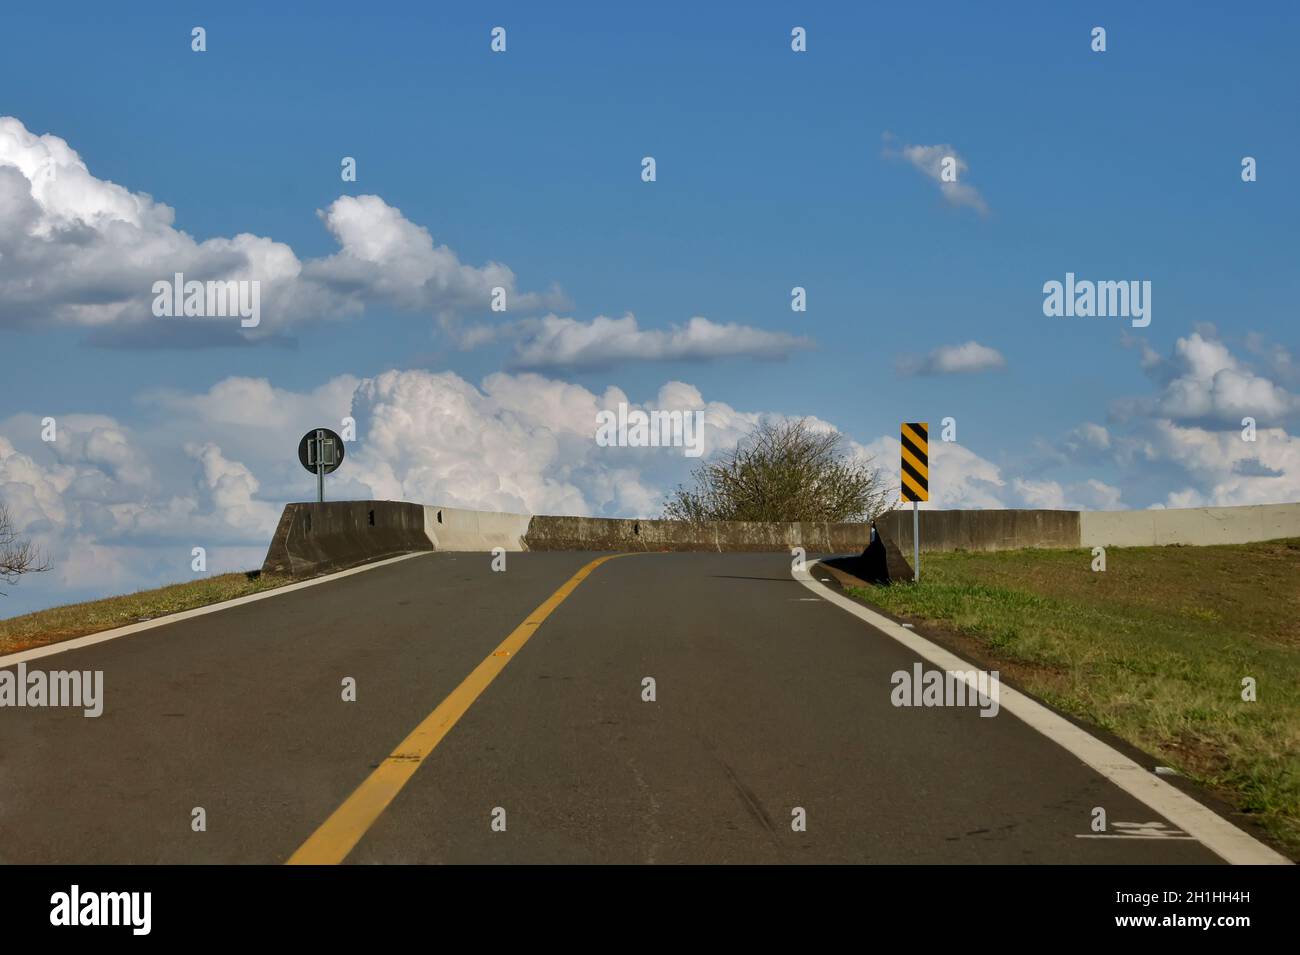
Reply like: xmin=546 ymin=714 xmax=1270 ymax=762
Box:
xmin=262 ymin=500 xmax=1300 ymax=577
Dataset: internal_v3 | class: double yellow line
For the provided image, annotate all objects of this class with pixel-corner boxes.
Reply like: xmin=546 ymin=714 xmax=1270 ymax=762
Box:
xmin=287 ymin=553 xmax=628 ymax=865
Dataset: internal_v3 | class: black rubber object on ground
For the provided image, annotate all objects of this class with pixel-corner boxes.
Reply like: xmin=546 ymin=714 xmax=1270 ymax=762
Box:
xmin=823 ymin=523 xmax=914 ymax=584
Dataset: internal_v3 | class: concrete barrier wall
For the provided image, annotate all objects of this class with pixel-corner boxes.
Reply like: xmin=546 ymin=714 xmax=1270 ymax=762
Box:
xmin=262 ymin=499 xmax=1300 ymax=577
xmin=424 ymin=505 xmax=531 ymax=552
xmin=261 ymin=503 xmax=882 ymax=576
xmin=879 ymin=503 xmax=1300 ymax=552
xmin=261 ymin=501 xmax=431 ymax=577
xmin=521 ymin=515 xmax=872 ymax=553
xmin=881 ymin=508 xmax=1082 ymax=554
xmin=1081 ymin=503 xmax=1300 ymax=547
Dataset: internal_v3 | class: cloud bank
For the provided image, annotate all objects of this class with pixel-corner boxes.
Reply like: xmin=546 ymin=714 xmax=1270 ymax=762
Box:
xmin=0 ymin=116 xmax=564 ymax=341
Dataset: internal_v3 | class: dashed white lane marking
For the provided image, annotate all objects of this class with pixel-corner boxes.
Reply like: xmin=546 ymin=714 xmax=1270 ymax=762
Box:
xmin=0 ymin=552 xmax=430 ymax=668
xmin=792 ymin=560 xmax=1291 ymax=866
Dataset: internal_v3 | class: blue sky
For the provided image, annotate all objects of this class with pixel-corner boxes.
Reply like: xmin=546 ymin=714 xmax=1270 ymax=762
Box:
xmin=1 ymin=1 xmax=1298 ymax=615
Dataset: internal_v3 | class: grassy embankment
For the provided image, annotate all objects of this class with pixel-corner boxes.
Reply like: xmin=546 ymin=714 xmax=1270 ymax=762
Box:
xmin=844 ymin=538 xmax=1300 ymax=856
xmin=0 ymin=572 xmax=292 ymax=657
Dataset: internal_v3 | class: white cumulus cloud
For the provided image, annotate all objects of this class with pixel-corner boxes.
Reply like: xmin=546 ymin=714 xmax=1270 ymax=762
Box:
xmin=896 ymin=341 xmax=1006 ymax=377
xmin=0 ymin=116 xmax=563 ymax=342
xmin=884 ymin=136 xmax=989 ymax=214
xmin=1118 ymin=332 xmax=1298 ymax=425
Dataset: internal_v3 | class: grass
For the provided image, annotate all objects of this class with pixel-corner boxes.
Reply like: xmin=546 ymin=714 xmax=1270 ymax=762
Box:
xmin=0 ymin=572 xmax=294 ymax=656
xmin=844 ymin=538 xmax=1300 ymax=857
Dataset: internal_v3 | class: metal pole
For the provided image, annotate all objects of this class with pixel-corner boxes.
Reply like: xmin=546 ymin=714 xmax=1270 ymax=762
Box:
xmin=913 ymin=501 xmax=920 ymax=582
xmin=316 ymin=428 xmax=325 ymax=503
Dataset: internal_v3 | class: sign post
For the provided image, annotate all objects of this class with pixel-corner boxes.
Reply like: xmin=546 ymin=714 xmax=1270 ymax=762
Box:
xmin=316 ymin=429 xmax=325 ymax=503
xmin=298 ymin=428 xmax=345 ymax=502
xmin=899 ymin=422 xmax=929 ymax=582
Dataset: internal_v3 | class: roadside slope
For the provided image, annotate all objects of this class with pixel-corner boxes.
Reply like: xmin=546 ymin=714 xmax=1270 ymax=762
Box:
xmin=841 ymin=540 xmax=1300 ymax=856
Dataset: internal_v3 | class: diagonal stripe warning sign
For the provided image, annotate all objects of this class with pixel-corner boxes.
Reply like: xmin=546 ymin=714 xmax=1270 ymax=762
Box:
xmin=900 ymin=422 xmax=929 ymax=502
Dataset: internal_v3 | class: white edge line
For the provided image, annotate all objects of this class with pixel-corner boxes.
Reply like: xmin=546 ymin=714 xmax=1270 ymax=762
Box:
xmin=794 ymin=561 xmax=1291 ymax=866
xmin=0 ymin=552 xmax=430 ymax=669
xmin=1075 ymin=835 xmax=1197 ymax=840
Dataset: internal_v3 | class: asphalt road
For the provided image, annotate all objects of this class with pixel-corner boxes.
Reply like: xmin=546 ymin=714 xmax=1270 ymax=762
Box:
xmin=0 ymin=551 xmax=1229 ymax=864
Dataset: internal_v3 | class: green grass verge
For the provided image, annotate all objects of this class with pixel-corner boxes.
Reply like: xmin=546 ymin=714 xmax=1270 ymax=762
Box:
xmin=0 ymin=572 xmax=294 ymax=656
xmin=845 ymin=538 xmax=1300 ymax=857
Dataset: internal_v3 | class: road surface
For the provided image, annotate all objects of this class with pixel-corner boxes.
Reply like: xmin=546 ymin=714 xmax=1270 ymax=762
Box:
xmin=0 ymin=552 xmax=1247 ymax=863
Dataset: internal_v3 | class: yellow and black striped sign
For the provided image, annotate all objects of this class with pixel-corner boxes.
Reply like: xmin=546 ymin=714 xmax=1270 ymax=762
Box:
xmin=900 ymin=422 xmax=929 ymax=502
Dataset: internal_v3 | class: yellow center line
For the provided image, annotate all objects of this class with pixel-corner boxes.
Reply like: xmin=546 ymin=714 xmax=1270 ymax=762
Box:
xmin=287 ymin=553 xmax=630 ymax=865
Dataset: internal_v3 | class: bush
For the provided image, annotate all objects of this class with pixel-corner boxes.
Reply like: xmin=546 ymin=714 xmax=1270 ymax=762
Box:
xmin=662 ymin=419 xmax=888 ymax=523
